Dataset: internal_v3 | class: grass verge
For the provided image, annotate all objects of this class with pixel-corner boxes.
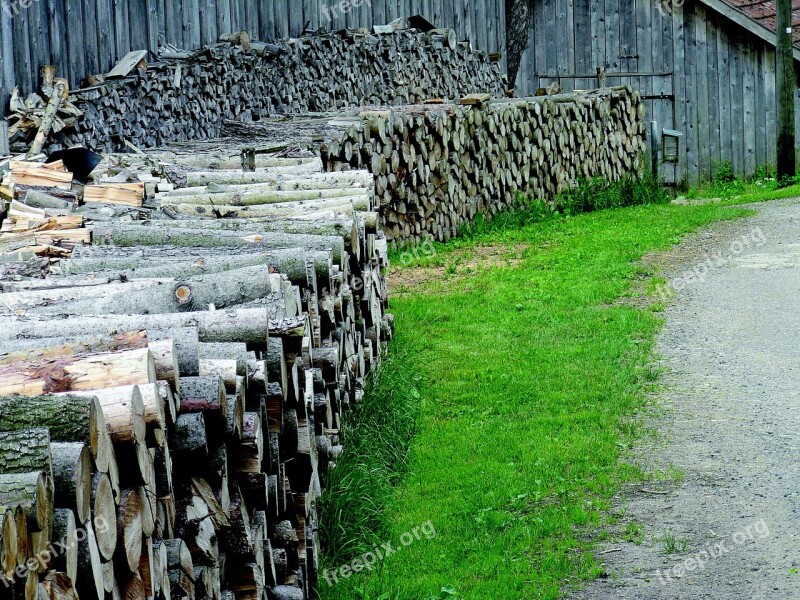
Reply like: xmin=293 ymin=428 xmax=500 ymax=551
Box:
xmin=319 ymin=178 xmax=756 ymax=599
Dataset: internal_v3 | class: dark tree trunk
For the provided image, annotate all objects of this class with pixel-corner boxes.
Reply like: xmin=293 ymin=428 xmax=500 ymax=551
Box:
xmin=505 ymin=0 xmax=535 ymax=90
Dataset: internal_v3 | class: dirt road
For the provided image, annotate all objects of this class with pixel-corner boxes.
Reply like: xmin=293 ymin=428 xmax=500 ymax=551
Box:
xmin=572 ymin=198 xmax=800 ymax=599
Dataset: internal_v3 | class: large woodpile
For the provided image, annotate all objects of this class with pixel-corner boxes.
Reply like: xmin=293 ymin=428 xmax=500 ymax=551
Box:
xmin=30 ymin=28 xmax=506 ymax=155
xmin=203 ymin=87 xmax=648 ymax=244
xmin=325 ymin=87 xmax=648 ymax=243
xmin=0 ymin=153 xmax=390 ymax=600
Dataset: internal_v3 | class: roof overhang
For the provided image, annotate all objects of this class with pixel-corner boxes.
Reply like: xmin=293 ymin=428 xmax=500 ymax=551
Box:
xmin=698 ymin=0 xmax=800 ymax=62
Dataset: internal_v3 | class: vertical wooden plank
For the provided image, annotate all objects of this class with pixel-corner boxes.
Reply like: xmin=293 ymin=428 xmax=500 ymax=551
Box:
xmin=671 ymin=3 xmax=686 ymax=184
xmin=554 ymin=0 xmax=566 ymax=75
xmin=186 ymin=0 xmax=202 ymax=49
xmin=755 ymin=47 xmax=767 ymax=171
xmin=12 ymin=3 xmax=32 ymax=94
xmin=590 ymin=0 xmax=605 ymax=72
xmin=385 ymin=0 xmax=398 ymax=23
xmin=604 ymin=0 xmax=619 ymax=72
xmin=683 ymin=6 xmax=698 ymax=183
xmin=637 ymin=0 xmax=652 ymax=76
xmin=729 ymin=33 xmax=744 ymax=177
xmin=275 ymin=0 xmax=290 ymax=37
xmin=228 ymin=0 xmax=240 ymax=31
xmin=131 ymin=0 xmax=150 ymax=52
xmin=258 ymin=0 xmax=275 ymax=40
xmin=472 ymin=0 xmax=487 ymax=53
xmin=707 ymin=21 xmax=720 ymax=172
xmin=114 ymin=0 xmax=131 ymax=62
xmin=288 ymin=0 xmax=304 ymax=34
xmin=0 ymin=7 xmax=14 ymax=117
xmin=80 ymin=0 xmax=99 ymax=78
xmin=574 ymin=0 xmax=591 ymax=76
xmin=64 ymin=0 xmax=85 ymax=88
xmin=618 ymin=0 xmax=635 ymax=82
xmin=46 ymin=0 xmax=68 ymax=83
xmin=164 ymin=0 xmax=182 ymax=47
xmin=200 ymin=0 xmax=219 ymax=46
xmin=145 ymin=0 xmax=160 ymax=54
xmin=216 ymin=0 xmax=230 ymax=35
xmin=29 ymin=0 xmax=52 ymax=87
xmin=743 ymin=37 xmax=756 ymax=178
xmin=544 ymin=0 xmax=556 ymax=76
xmin=717 ymin=26 xmax=732 ymax=169
xmin=373 ymin=0 xmax=387 ymax=28
xmin=157 ymin=0 xmax=166 ymax=40
xmin=765 ymin=45 xmax=777 ymax=169
xmin=694 ymin=6 xmax=709 ymax=181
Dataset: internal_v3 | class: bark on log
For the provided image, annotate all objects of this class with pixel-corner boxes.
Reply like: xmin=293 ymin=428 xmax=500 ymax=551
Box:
xmin=3 ymin=308 xmax=271 ymax=348
xmin=45 ymin=266 xmax=285 ymax=316
xmin=0 ymin=428 xmax=52 ymax=477
xmin=0 ymin=471 xmax=52 ymax=532
xmin=0 ymin=348 xmax=156 ymax=397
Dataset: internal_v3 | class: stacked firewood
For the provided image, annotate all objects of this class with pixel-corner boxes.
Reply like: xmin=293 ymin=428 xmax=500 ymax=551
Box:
xmin=0 ymin=155 xmax=390 ymax=600
xmin=325 ymin=87 xmax=649 ymax=243
xmin=44 ymin=28 xmax=505 ymax=155
xmin=206 ymin=87 xmax=648 ymax=245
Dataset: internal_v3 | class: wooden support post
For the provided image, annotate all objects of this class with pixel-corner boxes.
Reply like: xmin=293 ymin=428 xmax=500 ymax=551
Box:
xmin=777 ymin=0 xmax=796 ymax=182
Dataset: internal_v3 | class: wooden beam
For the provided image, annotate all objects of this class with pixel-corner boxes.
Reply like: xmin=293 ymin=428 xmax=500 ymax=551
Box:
xmin=777 ymin=0 xmax=796 ymax=179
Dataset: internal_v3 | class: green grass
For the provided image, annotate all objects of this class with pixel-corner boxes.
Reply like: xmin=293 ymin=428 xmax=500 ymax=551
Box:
xmin=685 ymin=161 xmax=800 ymax=204
xmin=318 ymin=183 xmax=757 ymax=599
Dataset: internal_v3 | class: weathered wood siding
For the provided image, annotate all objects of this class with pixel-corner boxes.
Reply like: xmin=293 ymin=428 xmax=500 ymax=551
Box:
xmin=0 ymin=0 xmax=506 ymax=114
xmin=516 ymin=0 xmax=799 ymax=183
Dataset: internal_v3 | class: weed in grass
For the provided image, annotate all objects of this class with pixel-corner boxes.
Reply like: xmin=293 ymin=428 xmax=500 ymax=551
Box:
xmin=624 ymin=522 xmax=645 ymax=545
xmin=660 ymin=532 xmax=690 ymax=554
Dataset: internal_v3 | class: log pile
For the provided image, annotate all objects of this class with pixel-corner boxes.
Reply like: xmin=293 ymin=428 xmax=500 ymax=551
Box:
xmin=39 ymin=28 xmax=505 ymax=155
xmin=202 ymin=87 xmax=648 ymax=244
xmin=0 ymin=154 xmax=391 ymax=600
xmin=324 ymin=87 xmax=648 ymax=243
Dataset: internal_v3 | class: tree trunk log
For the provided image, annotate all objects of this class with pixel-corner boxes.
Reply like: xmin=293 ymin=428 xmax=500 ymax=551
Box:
xmin=0 ymin=348 xmax=156 ymax=397
xmin=50 ymin=443 xmax=92 ymax=525
xmin=51 ymin=509 xmax=78 ymax=582
xmin=0 ymin=471 xmax=52 ymax=533
xmin=3 ymin=308 xmax=272 ymax=348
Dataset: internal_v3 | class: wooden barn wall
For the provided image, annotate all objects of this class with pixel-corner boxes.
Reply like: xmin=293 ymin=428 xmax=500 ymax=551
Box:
xmin=516 ymin=0 xmax=798 ymax=183
xmin=0 ymin=0 xmax=506 ymax=116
